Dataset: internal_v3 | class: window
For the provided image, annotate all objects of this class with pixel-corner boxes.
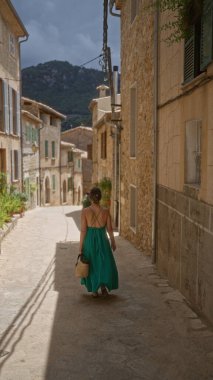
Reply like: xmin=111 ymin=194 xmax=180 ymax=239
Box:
xmin=130 ymin=185 xmax=137 ymax=230
xmin=0 ymin=80 xmax=3 ymax=132
xmin=50 ymin=116 xmax=57 ymax=126
xmin=68 ymin=150 xmax=73 ymax=162
xmin=130 ymin=0 xmax=138 ymax=23
xmin=12 ymin=150 xmax=19 ymax=181
xmin=32 ymin=128 xmax=38 ymax=143
xmin=87 ymin=144 xmax=92 ymax=160
xmin=45 ymin=140 xmax=48 ymax=158
xmin=8 ymin=87 xmax=20 ymax=135
xmin=0 ymin=149 xmax=6 ymax=173
xmin=101 ymin=131 xmax=107 ymax=159
xmin=130 ymin=85 xmax=137 ymax=157
xmin=12 ymin=88 xmax=17 ymax=134
xmin=185 ymin=120 xmax=201 ymax=185
xmin=184 ymin=0 xmax=213 ymax=82
xmin=1 ymin=80 xmax=9 ymax=134
xmin=52 ymin=141 xmax=55 ymax=159
xmin=68 ymin=177 xmax=73 ymax=191
xmin=52 ymin=175 xmax=56 ymax=191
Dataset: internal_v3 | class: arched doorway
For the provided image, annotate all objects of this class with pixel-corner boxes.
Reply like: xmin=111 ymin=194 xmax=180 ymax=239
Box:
xmin=45 ymin=177 xmax=50 ymax=204
xmin=63 ymin=180 xmax=67 ymax=203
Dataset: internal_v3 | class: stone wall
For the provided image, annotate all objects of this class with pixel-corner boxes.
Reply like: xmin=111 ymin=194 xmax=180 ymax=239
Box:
xmin=120 ymin=0 xmax=154 ymax=253
xmin=157 ymin=185 xmax=213 ymax=324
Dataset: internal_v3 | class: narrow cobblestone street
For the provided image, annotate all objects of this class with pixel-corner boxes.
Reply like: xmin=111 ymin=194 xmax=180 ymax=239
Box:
xmin=0 ymin=206 xmax=213 ymax=380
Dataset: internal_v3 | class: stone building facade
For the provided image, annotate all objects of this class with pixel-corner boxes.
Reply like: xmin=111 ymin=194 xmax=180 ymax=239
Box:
xmin=22 ymin=110 xmax=41 ymax=208
xmin=60 ymin=141 xmax=75 ymax=205
xmin=22 ymin=97 xmax=65 ymax=206
xmin=0 ymin=0 xmax=28 ymax=190
xmin=113 ymin=0 xmax=213 ymax=323
xmin=61 ymin=126 xmax=93 ymax=195
xmin=118 ymin=0 xmax=154 ymax=253
xmin=72 ymin=148 xmax=83 ymax=205
xmin=156 ymin=4 xmax=213 ymax=323
xmin=89 ymin=88 xmax=121 ymax=224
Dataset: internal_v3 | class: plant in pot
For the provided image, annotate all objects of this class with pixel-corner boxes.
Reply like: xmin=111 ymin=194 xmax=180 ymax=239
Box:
xmin=99 ymin=177 xmax=112 ymax=208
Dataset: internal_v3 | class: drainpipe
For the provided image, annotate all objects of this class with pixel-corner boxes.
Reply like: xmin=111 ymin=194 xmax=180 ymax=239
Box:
xmin=112 ymin=66 xmax=119 ymax=229
xmin=18 ymin=36 xmax=29 ymax=192
xmin=59 ymin=126 xmax=62 ymax=205
xmin=109 ymin=0 xmax=121 ymax=17
xmin=151 ymin=8 xmax=159 ymax=264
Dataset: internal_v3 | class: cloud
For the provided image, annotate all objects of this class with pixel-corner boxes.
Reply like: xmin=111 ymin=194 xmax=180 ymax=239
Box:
xmin=12 ymin=0 xmax=120 ymax=70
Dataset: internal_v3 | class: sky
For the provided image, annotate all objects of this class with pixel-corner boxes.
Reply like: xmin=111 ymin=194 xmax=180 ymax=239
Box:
xmin=11 ymin=0 xmax=121 ymax=70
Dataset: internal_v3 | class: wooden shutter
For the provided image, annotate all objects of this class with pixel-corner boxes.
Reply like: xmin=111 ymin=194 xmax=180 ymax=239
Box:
xmin=52 ymin=175 xmax=56 ymax=190
xmin=16 ymin=91 xmax=21 ymax=136
xmin=45 ymin=140 xmax=48 ymax=158
xmin=184 ymin=27 xmax=195 ymax=82
xmin=11 ymin=149 xmax=14 ymax=181
xmin=52 ymin=141 xmax=55 ymax=158
xmin=0 ymin=80 xmax=3 ymax=132
xmin=3 ymin=81 xmax=9 ymax=134
xmin=9 ymin=86 xmax=13 ymax=134
xmin=130 ymin=86 xmax=137 ymax=157
xmin=200 ymin=0 xmax=213 ymax=70
xmin=185 ymin=120 xmax=201 ymax=184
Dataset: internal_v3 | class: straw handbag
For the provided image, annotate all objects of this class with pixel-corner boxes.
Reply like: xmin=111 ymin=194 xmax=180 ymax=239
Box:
xmin=75 ymin=254 xmax=89 ymax=278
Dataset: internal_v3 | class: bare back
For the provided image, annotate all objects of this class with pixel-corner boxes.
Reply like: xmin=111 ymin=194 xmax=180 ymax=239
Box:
xmin=81 ymin=205 xmax=113 ymax=234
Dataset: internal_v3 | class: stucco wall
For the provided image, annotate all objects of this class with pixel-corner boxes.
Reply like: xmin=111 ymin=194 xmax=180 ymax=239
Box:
xmin=157 ymin=12 xmax=213 ymax=323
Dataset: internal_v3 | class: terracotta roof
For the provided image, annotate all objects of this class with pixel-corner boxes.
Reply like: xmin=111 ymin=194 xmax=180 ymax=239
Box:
xmin=60 ymin=141 xmax=75 ymax=148
xmin=61 ymin=126 xmax=92 ymax=134
xmin=21 ymin=110 xmax=42 ymax=124
xmin=22 ymin=97 xmax=66 ymax=120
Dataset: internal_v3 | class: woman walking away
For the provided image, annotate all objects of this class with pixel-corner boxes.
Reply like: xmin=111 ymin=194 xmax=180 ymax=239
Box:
xmin=79 ymin=187 xmax=118 ymax=297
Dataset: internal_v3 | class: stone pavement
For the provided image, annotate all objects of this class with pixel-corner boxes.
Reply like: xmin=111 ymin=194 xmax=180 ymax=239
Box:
xmin=0 ymin=206 xmax=213 ymax=380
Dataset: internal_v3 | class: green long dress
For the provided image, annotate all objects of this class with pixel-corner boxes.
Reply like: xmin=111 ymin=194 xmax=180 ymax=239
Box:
xmin=81 ymin=226 xmax=119 ymax=293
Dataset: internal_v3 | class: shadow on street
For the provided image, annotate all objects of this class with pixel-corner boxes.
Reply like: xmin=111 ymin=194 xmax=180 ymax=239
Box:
xmin=44 ymin=240 xmax=121 ymax=380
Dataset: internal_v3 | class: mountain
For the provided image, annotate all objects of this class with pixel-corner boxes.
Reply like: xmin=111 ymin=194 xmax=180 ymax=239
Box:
xmin=21 ymin=60 xmax=108 ymax=129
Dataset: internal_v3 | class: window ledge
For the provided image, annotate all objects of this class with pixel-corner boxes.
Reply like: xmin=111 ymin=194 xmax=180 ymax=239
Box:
xmin=181 ymin=72 xmax=207 ymax=93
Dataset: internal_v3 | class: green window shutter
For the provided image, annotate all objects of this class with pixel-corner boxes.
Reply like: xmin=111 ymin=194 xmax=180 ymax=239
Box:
xmin=45 ymin=140 xmax=48 ymax=158
xmin=35 ymin=128 xmax=38 ymax=143
xmin=32 ymin=128 xmax=35 ymax=142
xmin=200 ymin=0 xmax=213 ymax=70
xmin=184 ymin=27 xmax=195 ymax=82
xmin=52 ymin=175 xmax=56 ymax=190
xmin=52 ymin=141 xmax=55 ymax=158
xmin=68 ymin=151 xmax=73 ymax=162
xmin=68 ymin=177 xmax=73 ymax=191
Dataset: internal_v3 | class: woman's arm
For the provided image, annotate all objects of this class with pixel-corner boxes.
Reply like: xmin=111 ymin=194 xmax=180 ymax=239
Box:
xmin=79 ymin=209 xmax=87 ymax=253
xmin=106 ymin=210 xmax=116 ymax=251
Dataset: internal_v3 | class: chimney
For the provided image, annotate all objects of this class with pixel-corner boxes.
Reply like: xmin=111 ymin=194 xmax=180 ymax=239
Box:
xmin=96 ymin=84 xmax=109 ymax=98
xmin=113 ymin=65 xmax=119 ymax=105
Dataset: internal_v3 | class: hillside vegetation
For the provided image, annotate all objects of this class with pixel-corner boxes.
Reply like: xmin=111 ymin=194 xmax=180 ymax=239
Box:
xmin=22 ymin=60 xmax=108 ymax=129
